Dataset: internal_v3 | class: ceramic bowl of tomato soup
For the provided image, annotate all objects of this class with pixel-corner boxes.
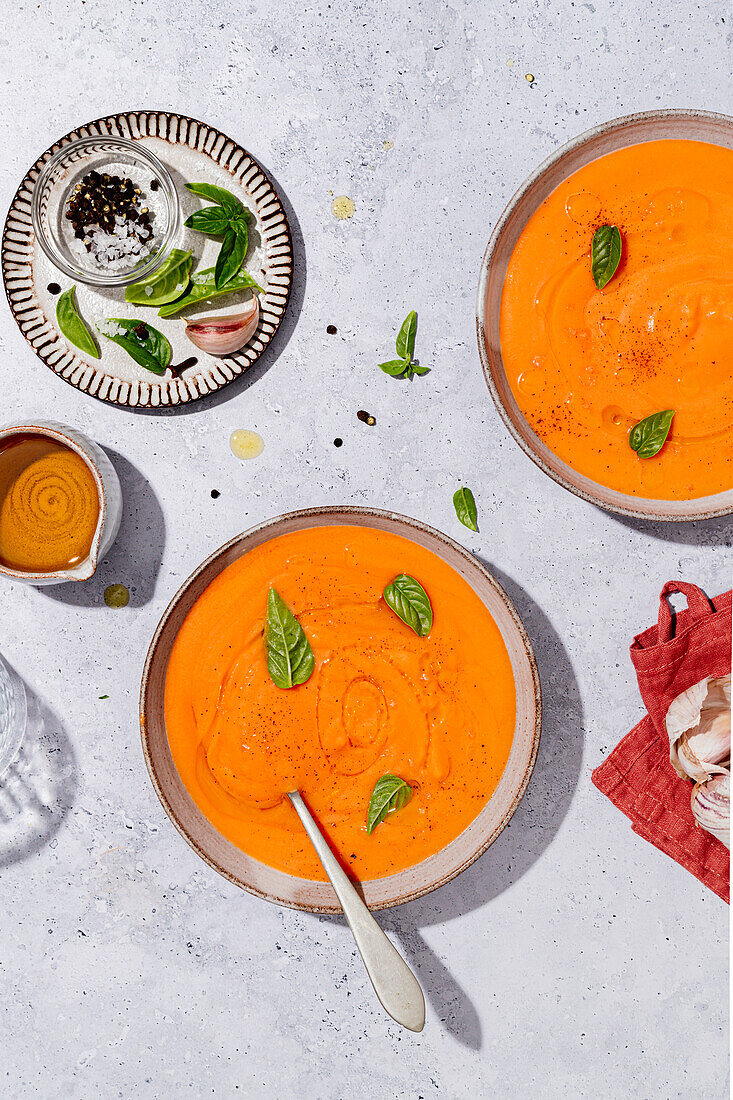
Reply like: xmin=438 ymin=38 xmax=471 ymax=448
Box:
xmin=477 ymin=109 xmax=733 ymax=520
xmin=141 ymin=508 xmax=541 ymax=912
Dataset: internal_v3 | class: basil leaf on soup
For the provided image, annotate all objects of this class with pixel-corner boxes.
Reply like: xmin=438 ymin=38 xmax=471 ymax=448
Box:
xmin=367 ymin=774 xmax=413 ymax=834
xmin=383 ymin=574 xmax=433 ymax=637
xmin=97 ymin=318 xmax=172 ymax=375
xmin=56 ymin=285 xmax=100 ymax=359
xmin=214 ymin=224 xmax=248 ymax=289
xmin=453 ymin=486 xmax=478 ymax=531
xmin=157 ymin=268 xmax=262 ymax=318
xmin=184 ymin=207 xmax=231 ymax=235
xmin=629 ymin=409 xmax=675 ymax=458
xmin=185 ymin=182 xmax=251 ymax=219
xmin=395 ymin=310 xmax=417 ymax=360
xmin=124 ymin=249 xmax=193 ymax=306
xmin=265 ymin=588 xmax=315 ymax=689
xmin=591 ymin=224 xmax=622 ymax=290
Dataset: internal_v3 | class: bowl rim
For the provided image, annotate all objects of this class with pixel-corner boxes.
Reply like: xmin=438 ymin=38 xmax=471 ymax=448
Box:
xmin=31 ymin=134 xmax=181 ymax=288
xmin=476 ymin=107 xmax=733 ymax=522
xmin=139 ymin=506 xmax=542 ymax=913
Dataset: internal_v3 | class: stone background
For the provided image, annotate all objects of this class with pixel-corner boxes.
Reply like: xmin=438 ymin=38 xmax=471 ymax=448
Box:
xmin=0 ymin=1 xmax=729 ymax=1096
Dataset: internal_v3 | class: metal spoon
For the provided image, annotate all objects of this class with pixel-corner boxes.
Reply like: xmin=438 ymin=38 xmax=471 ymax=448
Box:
xmin=287 ymin=790 xmax=425 ymax=1032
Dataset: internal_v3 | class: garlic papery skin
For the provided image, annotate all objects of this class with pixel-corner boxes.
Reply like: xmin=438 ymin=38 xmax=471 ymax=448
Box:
xmin=185 ymin=298 xmax=259 ymax=357
xmin=691 ymin=773 xmax=730 ymax=850
xmin=666 ymin=674 xmax=731 ymax=783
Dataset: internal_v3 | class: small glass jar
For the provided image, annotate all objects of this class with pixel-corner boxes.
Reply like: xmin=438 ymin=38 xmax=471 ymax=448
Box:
xmin=31 ymin=135 xmax=181 ymax=288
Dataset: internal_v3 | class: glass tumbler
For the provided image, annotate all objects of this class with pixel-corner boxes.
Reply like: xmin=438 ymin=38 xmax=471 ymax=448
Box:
xmin=0 ymin=653 xmax=27 ymax=780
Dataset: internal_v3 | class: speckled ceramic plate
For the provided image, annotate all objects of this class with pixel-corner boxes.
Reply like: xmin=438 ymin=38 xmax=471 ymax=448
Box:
xmin=476 ymin=108 xmax=733 ymax=521
xmin=2 ymin=111 xmax=293 ymax=408
xmin=140 ymin=507 xmax=542 ymax=914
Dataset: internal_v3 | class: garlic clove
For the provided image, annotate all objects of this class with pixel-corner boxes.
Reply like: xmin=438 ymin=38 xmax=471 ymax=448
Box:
xmin=185 ymin=298 xmax=259 ymax=357
xmin=666 ymin=674 xmax=731 ymax=782
xmin=691 ymin=773 xmax=730 ymax=850
xmin=675 ymin=711 xmax=731 ymax=783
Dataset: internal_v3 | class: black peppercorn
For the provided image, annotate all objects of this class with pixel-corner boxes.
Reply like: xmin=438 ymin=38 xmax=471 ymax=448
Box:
xmin=65 ymin=170 xmax=155 ymax=261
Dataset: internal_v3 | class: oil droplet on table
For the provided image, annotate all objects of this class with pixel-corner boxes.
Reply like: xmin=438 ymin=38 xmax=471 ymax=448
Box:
xmin=230 ymin=429 xmax=264 ymax=460
xmin=331 ymin=196 xmax=355 ymax=220
xmin=104 ymin=583 xmax=129 ymax=609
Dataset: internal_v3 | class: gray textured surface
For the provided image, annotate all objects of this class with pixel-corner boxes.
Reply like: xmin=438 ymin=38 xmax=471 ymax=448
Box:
xmin=0 ymin=1 xmax=730 ymax=1097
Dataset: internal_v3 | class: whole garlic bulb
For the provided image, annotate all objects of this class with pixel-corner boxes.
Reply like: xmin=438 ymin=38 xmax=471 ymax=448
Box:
xmin=666 ymin=674 xmax=730 ymax=847
xmin=666 ymin=674 xmax=731 ymax=783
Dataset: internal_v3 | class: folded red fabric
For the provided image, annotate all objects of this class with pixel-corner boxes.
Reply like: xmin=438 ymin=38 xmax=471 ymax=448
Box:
xmin=592 ymin=582 xmax=731 ymax=903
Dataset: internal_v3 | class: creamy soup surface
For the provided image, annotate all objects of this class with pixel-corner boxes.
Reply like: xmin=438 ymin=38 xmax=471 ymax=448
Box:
xmin=500 ymin=139 xmax=733 ymax=499
xmin=165 ymin=526 xmax=516 ymax=881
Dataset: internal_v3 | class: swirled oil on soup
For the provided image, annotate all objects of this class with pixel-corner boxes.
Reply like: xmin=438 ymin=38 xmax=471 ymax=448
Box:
xmin=500 ymin=140 xmax=733 ymax=499
xmin=0 ymin=434 xmax=99 ymax=572
xmin=165 ymin=527 xmax=516 ymax=881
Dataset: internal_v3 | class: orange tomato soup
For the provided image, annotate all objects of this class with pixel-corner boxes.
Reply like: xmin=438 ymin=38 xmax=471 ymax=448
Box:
xmin=500 ymin=139 xmax=733 ymax=499
xmin=0 ymin=434 xmax=99 ymax=572
xmin=164 ymin=526 xmax=516 ymax=881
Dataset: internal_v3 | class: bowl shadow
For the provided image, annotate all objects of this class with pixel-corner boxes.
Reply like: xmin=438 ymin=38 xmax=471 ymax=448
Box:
xmin=119 ymin=159 xmax=306 ymax=417
xmin=304 ymin=564 xmax=584 ymax=1048
xmin=0 ymin=668 xmax=77 ymax=868
xmin=40 ymin=448 xmax=165 ymax=609
xmin=602 ymin=507 xmax=733 ymax=547
xmin=398 ymin=561 xmax=584 ymax=925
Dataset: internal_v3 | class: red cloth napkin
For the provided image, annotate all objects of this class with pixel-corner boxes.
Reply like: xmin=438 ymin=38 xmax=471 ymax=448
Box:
xmin=593 ymin=582 xmax=731 ymax=903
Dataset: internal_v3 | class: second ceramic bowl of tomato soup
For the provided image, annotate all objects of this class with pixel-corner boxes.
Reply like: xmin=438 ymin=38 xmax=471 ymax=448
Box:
xmin=477 ymin=109 xmax=733 ymax=520
xmin=141 ymin=508 xmax=541 ymax=912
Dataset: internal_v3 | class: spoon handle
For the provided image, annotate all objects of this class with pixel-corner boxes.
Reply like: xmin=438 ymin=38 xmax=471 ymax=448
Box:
xmin=288 ymin=790 xmax=425 ymax=1033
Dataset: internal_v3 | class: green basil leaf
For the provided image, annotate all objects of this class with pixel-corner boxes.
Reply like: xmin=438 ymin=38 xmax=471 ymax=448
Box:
xmin=367 ymin=774 xmax=413 ymax=834
xmin=184 ymin=207 xmax=231 ymax=235
xmin=56 ymin=285 xmax=100 ymax=359
xmin=453 ymin=486 xmax=478 ymax=531
xmin=411 ymin=363 xmax=430 ymax=376
xmin=214 ymin=225 xmax=248 ymax=289
xmin=383 ymin=574 xmax=433 ymax=637
xmin=591 ymin=224 xmax=622 ymax=290
xmin=97 ymin=318 xmax=172 ymax=375
xmin=124 ymin=249 xmax=193 ymax=306
xmin=157 ymin=267 xmax=263 ymax=318
xmin=265 ymin=588 xmax=315 ymax=689
xmin=185 ymin=182 xmax=251 ymax=219
xmin=395 ymin=310 xmax=417 ymax=360
xmin=628 ymin=409 xmax=675 ymax=458
xmin=379 ymin=358 xmax=411 ymax=377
